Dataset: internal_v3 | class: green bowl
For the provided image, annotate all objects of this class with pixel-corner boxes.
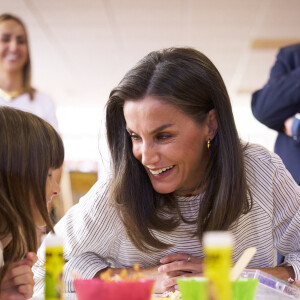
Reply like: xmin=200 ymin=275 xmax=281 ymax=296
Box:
xmin=178 ymin=277 xmax=258 ymax=300
xmin=232 ymin=278 xmax=258 ymax=300
xmin=178 ymin=277 xmax=208 ymax=300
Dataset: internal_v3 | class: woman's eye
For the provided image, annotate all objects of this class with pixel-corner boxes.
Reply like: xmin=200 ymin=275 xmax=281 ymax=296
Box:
xmin=48 ymin=173 xmax=52 ymax=178
xmin=1 ymin=36 xmax=10 ymax=42
xmin=130 ymin=134 xmax=141 ymax=141
xmin=17 ymin=37 xmax=26 ymax=44
xmin=157 ymin=134 xmax=171 ymax=140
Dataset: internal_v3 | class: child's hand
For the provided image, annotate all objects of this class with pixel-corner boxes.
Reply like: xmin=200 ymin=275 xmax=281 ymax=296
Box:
xmin=0 ymin=252 xmax=37 ymax=300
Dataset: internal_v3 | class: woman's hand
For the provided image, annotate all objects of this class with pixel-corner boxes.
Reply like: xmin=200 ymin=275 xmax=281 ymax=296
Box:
xmin=0 ymin=252 xmax=37 ymax=300
xmin=94 ymin=253 xmax=204 ymax=294
xmin=157 ymin=253 xmax=204 ymax=292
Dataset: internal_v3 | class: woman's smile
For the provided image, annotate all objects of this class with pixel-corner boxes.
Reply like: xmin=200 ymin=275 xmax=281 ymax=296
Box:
xmin=148 ymin=165 xmax=174 ymax=175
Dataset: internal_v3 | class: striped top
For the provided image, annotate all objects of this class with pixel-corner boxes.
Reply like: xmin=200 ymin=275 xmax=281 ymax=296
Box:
xmin=33 ymin=142 xmax=300 ymax=295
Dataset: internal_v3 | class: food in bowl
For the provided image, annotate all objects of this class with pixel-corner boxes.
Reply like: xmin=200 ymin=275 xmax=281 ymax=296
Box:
xmin=74 ymin=264 xmax=155 ymax=300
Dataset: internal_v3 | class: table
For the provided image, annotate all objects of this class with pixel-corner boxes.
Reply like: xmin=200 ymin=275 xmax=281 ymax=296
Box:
xmin=31 ymin=282 xmax=299 ymax=300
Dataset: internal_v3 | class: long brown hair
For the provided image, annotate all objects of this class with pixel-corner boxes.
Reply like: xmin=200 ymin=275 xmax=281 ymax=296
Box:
xmin=0 ymin=13 xmax=35 ymax=99
xmin=0 ymin=107 xmax=64 ymax=281
xmin=106 ymin=47 xmax=252 ymax=252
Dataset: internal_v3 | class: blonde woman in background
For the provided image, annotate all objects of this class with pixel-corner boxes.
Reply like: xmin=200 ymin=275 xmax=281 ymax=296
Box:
xmin=0 ymin=107 xmax=64 ymax=299
xmin=0 ymin=13 xmax=58 ymax=130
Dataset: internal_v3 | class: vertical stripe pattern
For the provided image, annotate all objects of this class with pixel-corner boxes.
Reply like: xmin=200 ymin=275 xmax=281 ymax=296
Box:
xmin=33 ymin=142 xmax=300 ymax=295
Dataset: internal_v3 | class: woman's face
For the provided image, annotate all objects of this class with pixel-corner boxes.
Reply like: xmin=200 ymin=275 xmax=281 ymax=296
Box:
xmin=0 ymin=19 xmax=28 ymax=74
xmin=33 ymin=167 xmax=62 ymax=227
xmin=123 ymin=96 xmax=216 ymax=196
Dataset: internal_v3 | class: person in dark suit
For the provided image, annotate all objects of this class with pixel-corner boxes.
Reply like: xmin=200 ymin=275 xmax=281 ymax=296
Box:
xmin=251 ymin=43 xmax=300 ymax=185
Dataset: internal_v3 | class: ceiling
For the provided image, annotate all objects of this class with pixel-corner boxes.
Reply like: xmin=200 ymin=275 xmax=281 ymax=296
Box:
xmin=2 ymin=0 xmax=300 ymax=163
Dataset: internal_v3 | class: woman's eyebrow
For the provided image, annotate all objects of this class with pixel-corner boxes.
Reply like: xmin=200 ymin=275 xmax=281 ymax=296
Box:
xmin=150 ymin=124 xmax=173 ymax=134
xmin=126 ymin=124 xmax=174 ymax=135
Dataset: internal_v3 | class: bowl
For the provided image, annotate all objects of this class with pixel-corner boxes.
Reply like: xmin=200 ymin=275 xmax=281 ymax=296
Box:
xmin=178 ymin=277 xmax=208 ymax=300
xmin=178 ymin=277 xmax=258 ymax=300
xmin=74 ymin=278 xmax=155 ymax=300
xmin=232 ymin=278 xmax=258 ymax=300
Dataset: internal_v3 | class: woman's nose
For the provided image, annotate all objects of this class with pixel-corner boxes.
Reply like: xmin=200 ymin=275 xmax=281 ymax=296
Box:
xmin=8 ymin=39 xmax=18 ymax=51
xmin=141 ymin=142 xmax=159 ymax=166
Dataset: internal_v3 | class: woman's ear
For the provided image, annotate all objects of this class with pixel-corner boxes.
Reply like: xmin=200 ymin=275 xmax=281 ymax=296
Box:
xmin=207 ymin=109 xmax=218 ymax=139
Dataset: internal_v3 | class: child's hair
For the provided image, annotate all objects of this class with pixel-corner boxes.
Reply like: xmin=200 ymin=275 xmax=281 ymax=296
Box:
xmin=0 ymin=107 xmax=64 ymax=281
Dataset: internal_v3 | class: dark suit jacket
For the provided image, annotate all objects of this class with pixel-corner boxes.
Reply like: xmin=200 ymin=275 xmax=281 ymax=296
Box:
xmin=251 ymin=43 xmax=300 ymax=184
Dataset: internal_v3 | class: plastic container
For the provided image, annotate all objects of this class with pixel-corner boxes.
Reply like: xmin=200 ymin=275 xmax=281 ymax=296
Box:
xmin=203 ymin=231 xmax=233 ymax=300
xmin=45 ymin=234 xmax=64 ymax=300
xmin=240 ymin=269 xmax=300 ymax=300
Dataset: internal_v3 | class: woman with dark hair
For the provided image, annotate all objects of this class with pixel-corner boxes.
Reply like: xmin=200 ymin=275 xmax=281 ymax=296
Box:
xmin=0 ymin=13 xmax=58 ymax=130
xmin=33 ymin=47 xmax=300 ymax=295
xmin=0 ymin=106 xmax=64 ymax=299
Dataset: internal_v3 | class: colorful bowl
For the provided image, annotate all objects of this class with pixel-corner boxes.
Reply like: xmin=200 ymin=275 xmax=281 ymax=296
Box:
xmin=74 ymin=278 xmax=155 ymax=300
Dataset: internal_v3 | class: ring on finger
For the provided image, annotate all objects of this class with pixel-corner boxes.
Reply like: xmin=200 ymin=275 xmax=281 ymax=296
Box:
xmin=187 ymin=254 xmax=192 ymax=262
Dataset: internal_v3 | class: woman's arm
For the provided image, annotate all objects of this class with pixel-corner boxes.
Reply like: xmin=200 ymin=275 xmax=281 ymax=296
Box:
xmin=256 ymin=266 xmax=294 ymax=280
xmin=271 ymin=153 xmax=300 ymax=279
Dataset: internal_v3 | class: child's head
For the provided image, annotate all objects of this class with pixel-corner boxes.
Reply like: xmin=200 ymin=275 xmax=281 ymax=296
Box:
xmin=0 ymin=107 xmax=64 ymax=264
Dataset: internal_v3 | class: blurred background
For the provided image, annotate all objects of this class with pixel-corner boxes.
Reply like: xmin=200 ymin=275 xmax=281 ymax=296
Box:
xmin=2 ymin=0 xmax=300 ymax=216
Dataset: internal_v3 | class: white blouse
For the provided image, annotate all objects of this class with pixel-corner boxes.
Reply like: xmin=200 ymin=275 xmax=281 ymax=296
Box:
xmin=33 ymin=142 xmax=300 ymax=296
xmin=0 ymin=90 xmax=58 ymax=131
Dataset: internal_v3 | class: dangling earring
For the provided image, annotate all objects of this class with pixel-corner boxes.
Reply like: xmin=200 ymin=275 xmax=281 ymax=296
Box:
xmin=207 ymin=138 xmax=211 ymax=149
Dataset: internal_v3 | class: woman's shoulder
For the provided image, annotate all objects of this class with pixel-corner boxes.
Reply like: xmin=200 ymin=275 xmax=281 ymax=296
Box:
xmin=33 ymin=90 xmax=55 ymax=104
xmin=78 ymin=177 xmax=110 ymax=206
xmin=242 ymin=141 xmax=286 ymax=181
xmin=70 ymin=177 xmax=118 ymax=217
xmin=242 ymin=142 xmax=280 ymax=164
